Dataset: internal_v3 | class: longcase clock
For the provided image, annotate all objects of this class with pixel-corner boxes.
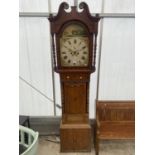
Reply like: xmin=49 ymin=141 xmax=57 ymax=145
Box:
xmin=48 ymin=2 xmax=100 ymax=152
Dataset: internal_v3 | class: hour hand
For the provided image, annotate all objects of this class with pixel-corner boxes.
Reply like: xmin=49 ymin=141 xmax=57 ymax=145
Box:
xmin=64 ymin=46 xmax=73 ymax=53
xmin=68 ymin=48 xmax=73 ymax=52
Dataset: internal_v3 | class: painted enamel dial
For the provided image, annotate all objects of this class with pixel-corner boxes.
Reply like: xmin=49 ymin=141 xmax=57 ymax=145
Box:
xmin=60 ymin=24 xmax=89 ymax=67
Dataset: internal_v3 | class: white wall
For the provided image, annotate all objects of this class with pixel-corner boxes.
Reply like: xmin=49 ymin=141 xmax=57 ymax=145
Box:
xmin=19 ymin=0 xmax=135 ymax=118
xmin=98 ymin=18 xmax=135 ymax=100
xmin=19 ymin=17 xmax=54 ymax=116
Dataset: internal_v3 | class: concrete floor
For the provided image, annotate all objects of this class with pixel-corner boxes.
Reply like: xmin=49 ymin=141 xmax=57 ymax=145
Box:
xmin=38 ymin=136 xmax=135 ymax=155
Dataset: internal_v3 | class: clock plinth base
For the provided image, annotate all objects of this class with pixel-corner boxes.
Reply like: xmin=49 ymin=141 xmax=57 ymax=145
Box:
xmin=60 ymin=122 xmax=91 ymax=152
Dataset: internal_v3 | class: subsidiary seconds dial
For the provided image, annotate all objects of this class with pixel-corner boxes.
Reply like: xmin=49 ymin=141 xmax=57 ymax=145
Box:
xmin=60 ymin=37 xmax=89 ymax=67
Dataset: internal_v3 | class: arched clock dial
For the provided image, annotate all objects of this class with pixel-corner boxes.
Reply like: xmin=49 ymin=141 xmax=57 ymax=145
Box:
xmin=60 ymin=24 xmax=89 ymax=67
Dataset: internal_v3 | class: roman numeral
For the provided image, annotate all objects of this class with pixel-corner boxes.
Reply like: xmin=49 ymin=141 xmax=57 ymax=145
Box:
xmin=64 ymin=56 xmax=67 ymax=59
xmin=82 ymin=56 xmax=85 ymax=60
xmin=74 ymin=39 xmax=77 ymax=44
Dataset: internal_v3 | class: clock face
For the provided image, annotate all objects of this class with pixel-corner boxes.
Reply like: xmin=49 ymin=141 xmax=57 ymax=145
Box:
xmin=60 ymin=24 xmax=89 ymax=67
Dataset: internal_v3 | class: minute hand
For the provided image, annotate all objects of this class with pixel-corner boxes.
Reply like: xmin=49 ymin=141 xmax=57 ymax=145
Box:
xmin=75 ymin=47 xmax=86 ymax=53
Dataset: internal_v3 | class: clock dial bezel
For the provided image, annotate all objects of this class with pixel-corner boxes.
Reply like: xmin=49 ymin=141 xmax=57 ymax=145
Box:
xmin=56 ymin=21 xmax=93 ymax=70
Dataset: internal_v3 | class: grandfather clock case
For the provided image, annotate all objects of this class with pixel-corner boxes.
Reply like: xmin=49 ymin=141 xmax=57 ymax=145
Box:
xmin=49 ymin=2 xmax=100 ymax=152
